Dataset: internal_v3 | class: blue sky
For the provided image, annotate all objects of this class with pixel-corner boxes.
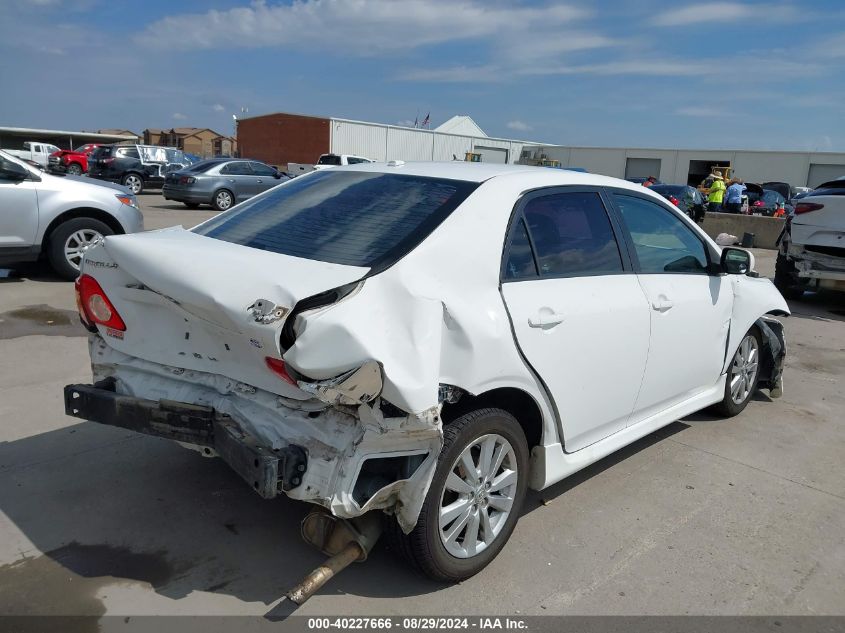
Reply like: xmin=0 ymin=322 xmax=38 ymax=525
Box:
xmin=1 ymin=0 xmax=844 ymax=151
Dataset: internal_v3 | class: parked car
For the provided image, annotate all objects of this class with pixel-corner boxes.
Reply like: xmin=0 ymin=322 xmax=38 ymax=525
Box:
xmin=762 ymin=181 xmax=793 ymax=202
xmin=792 ymin=187 xmax=812 ymax=199
xmin=748 ymin=187 xmax=791 ymax=216
xmin=2 ymin=141 xmax=61 ymax=168
xmin=289 ymin=154 xmax=375 ymax=176
xmin=64 ymin=163 xmax=787 ymax=583
xmin=48 ymin=144 xmax=103 ymax=175
xmin=87 ymin=144 xmax=190 ymax=194
xmin=0 ymin=149 xmax=143 ymax=279
xmin=626 ymin=177 xmax=662 ymax=185
xmin=162 ymin=159 xmax=291 ymax=211
xmin=649 ymin=184 xmax=706 ymax=222
xmin=775 ymin=178 xmax=845 ymax=298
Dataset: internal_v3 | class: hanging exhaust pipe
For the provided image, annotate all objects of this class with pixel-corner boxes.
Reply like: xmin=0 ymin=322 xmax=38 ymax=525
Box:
xmin=287 ymin=509 xmax=382 ymax=605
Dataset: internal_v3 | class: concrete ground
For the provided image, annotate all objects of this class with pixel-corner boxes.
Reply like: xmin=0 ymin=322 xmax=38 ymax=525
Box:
xmin=0 ymin=194 xmax=843 ymax=617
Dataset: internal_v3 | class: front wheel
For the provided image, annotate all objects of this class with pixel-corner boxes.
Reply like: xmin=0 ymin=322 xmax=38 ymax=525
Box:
xmin=47 ymin=217 xmax=114 ymax=280
xmin=213 ymin=189 xmax=234 ymax=211
xmin=67 ymin=163 xmax=83 ymax=176
xmin=388 ymin=408 xmax=529 ymax=582
xmin=711 ymin=328 xmax=762 ymax=417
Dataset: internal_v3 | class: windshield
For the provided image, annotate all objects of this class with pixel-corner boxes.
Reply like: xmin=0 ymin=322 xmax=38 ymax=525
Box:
xmin=194 ymin=170 xmax=479 ymax=269
xmin=0 ymin=148 xmax=39 ymax=175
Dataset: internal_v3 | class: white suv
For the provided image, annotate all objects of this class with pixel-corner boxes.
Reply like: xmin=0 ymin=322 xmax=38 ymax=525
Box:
xmin=0 ymin=149 xmax=144 ymax=279
xmin=775 ymin=178 xmax=845 ymax=298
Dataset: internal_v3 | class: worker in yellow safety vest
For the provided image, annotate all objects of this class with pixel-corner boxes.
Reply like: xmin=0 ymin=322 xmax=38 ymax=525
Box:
xmin=706 ymin=169 xmax=726 ymax=213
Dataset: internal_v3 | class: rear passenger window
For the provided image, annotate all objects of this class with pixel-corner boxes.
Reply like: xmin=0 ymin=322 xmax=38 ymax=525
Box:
xmin=503 ymin=219 xmax=537 ymax=280
xmin=522 ymin=192 xmax=623 ymax=277
xmin=614 ymin=194 xmax=708 ymax=274
xmin=222 ymin=162 xmax=253 ymax=175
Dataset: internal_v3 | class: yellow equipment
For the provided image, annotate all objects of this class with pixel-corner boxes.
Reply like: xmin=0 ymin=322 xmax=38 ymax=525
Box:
xmin=464 ymin=152 xmax=482 ymax=162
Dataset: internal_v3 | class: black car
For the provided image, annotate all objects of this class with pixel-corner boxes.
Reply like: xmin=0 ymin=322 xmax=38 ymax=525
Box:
xmin=747 ymin=185 xmax=791 ymax=216
xmin=88 ymin=144 xmax=190 ymax=194
xmin=649 ymin=184 xmax=707 ymax=222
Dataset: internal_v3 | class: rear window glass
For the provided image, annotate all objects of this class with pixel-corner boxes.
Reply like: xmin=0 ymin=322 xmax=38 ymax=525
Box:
xmin=185 ymin=160 xmax=222 ymax=173
xmin=317 ymin=155 xmax=342 ymax=165
xmin=195 ymin=171 xmax=479 ymax=269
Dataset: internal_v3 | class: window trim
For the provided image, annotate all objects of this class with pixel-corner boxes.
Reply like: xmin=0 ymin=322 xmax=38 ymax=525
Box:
xmin=605 ymin=188 xmax=717 ymax=276
xmin=500 ymin=185 xmax=634 ymax=284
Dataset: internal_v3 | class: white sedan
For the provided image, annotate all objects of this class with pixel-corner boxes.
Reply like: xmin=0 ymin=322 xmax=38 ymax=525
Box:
xmin=65 ymin=162 xmax=788 ymax=582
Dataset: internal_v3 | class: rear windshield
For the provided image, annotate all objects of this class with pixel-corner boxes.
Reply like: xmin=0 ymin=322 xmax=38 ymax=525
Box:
xmin=317 ymin=154 xmax=342 ymax=165
xmin=185 ymin=160 xmax=222 ymax=173
xmin=808 ymin=180 xmax=845 ymax=197
xmin=194 ymin=170 xmax=479 ymax=269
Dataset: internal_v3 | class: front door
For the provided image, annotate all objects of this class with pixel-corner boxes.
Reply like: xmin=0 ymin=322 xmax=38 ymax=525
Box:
xmin=500 ymin=189 xmax=651 ymax=452
xmin=610 ymin=193 xmax=733 ymax=421
xmin=0 ymin=155 xmax=39 ymax=249
xmin=249 ymin=161 xmax=280 ymax=195
xmin=220 ymin=161 xmax=256 ymax=202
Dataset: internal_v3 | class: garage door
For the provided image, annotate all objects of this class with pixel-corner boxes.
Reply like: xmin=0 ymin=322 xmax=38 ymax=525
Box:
xmin=475 ymin=146 xmax=508 ymax=164
xmin=625 ymin=157 xmax=661 ymax=179
xmin=807 ymin=163 xmax=845 ymax=188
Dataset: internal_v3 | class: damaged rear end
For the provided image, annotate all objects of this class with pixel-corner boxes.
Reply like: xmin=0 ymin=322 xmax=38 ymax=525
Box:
xmin=65 ymin=169 xmax=480 ymax=532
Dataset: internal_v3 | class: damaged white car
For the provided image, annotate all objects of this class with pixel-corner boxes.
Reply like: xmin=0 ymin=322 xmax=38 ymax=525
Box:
xmin=775 ymin=178 xmax=845 ymax=298
xmin=65 ymin=163 xmax=789 ymax=585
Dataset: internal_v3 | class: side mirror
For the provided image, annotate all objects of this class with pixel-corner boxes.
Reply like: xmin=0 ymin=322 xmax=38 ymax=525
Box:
xmin=721 ymin=247 xmax=754 ymax=275
xmin=0 ymin=162 xmax=30 ymax=182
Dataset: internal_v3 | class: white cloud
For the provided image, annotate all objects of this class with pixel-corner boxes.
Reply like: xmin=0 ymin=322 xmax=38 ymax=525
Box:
xmin=138 ymin=0 xmax=588 ymax=52
xmin=675 ymin=106 xmax=725 ymax=117
xmin=652 ymin=2 xmax=800 ymax=27
xmin=506 ymin=120 xmax=531 ymax=131
xmin=172 ymin=112 xmax=187 ymax=120
xmin=397 ymin=119 xmax=417 ymax=127
xmin=212 ymin=103 xmax=225 ymax=112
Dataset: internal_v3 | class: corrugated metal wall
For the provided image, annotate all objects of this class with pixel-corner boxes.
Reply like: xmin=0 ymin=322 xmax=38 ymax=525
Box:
xmin=330 ymin=119 xmax=532 ymax=164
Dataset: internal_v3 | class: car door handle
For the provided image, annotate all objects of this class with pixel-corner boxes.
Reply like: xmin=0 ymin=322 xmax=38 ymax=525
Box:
xmin=651 ymin=297 xmax=674 ymax=312
xmin=256 ymin=179 xmax=263 ymax=183
xmin=528 ymin=312 xmax=566 ymax=328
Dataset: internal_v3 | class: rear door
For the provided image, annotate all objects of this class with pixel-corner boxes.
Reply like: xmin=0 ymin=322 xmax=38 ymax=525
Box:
xmin=610 ymin=192 xmax=732 ymax=421
xmin=500 ymin=188 xmax=651 ymax=452
xmin=220 ymin=161 xmax=255 ymax=201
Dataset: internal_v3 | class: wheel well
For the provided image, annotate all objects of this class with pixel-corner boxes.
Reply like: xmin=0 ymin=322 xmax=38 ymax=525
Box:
xmin=441 ymin=387 xmax=543 ymax=449
xmin=42 ymin=208 xmax=125 ymax=250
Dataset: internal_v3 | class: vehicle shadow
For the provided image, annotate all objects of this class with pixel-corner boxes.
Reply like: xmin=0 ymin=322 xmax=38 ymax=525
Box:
xmin=785 ymin=290 xmax=845 ymax=324
xmin=0 ymin=261 xmax=64 ymax=283
xmin=0 ymin=422 xmax=443 ymax=615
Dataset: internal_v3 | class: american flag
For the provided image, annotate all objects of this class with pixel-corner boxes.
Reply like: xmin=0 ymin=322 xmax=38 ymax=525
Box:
xmin=421 ymin=112 xmax=430 ymax=128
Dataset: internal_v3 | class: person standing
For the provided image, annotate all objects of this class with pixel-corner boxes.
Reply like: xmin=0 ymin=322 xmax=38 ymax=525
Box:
xmin=725 ymin=178 xmax=746 ymax=214
xmin=707 ymin=169 xmax=726 ymax=213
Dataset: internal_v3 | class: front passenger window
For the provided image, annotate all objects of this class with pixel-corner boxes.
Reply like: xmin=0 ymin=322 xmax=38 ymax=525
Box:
xmin=614 ymin=195 xmax=708 ymax=274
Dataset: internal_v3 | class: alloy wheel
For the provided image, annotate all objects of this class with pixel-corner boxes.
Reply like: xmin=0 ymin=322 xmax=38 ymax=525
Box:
xmin=216 ymin=191 xmax=233 ymax=210
xmin=730 ymin=334 xmax=759 ymax=405
xmin=124 ymin=175 xmax=142 ymax=194
xmin=438 ymin=433 xmax=518 ymax=558
xmin=64 ymin=229 xmax=103 ymax=270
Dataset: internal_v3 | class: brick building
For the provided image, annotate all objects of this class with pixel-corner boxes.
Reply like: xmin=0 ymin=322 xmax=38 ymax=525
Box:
xmin=143 ymin=127 xmax=236 ymax=158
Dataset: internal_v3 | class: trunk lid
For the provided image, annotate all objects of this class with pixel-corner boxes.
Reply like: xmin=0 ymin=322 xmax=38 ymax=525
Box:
xmin=85 ymin=227 xmax=368 ymax=398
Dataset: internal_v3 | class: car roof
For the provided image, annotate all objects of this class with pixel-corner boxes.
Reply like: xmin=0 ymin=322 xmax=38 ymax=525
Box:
xmin=334 ymin=161 xmax=649 ymax=191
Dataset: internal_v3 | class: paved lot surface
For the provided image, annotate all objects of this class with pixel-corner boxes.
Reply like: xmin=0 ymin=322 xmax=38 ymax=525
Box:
xmin=1 ymin=194 xmax=843 ymax=617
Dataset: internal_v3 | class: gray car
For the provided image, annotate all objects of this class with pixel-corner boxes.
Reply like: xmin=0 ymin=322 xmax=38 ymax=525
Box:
xmin=162 ymin=159 xmax=291 ymax=211
xmin=0 ymin=149 xmax=143 ymax=280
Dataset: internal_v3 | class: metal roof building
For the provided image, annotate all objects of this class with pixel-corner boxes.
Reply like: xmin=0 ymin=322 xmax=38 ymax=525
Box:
xmin=0 ymin=127 xmax=138 ymax=151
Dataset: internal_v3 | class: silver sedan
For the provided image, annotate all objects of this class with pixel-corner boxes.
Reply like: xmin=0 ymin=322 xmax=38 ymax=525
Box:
xmin=162 ymin=158 xmax=291 ymax=211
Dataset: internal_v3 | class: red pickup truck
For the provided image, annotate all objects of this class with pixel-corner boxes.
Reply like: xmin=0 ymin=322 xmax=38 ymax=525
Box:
xmin=48 ymin=144 xmax=102 ymax=175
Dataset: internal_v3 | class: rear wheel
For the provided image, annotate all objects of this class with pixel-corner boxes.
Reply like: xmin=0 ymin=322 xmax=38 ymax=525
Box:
xmin=774 ymin=253 xmax=804 ymax=300
xmin=213 ymin=189 xmax=234 ymax=211
xmin=47 ymin=217 xmax=114 ymax=280
xmin=122 ymin=173 xmax=144 ymax=195
xmin=387 ymin=408 xmax=528 ymax=582
xmin=67 ymin=163 xmax=83 ymax=176
xmin=711 ymin=328 xmax=762 ymax=417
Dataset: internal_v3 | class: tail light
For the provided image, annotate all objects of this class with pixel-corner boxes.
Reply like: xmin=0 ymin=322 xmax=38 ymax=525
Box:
xmin=179 ymin=176 xmax=196 ymax=184
xmin=752 ymin=200 xmax=763 ymax=207
xmin=794 ymin=202 xmax=824 ymax=215
xmin=265 ymin=357 xmax=297 ymax=385
xmin=75 ymin=274 xmax=126 ymax=331
xmin=669 ymin=196 xmax=680 ymax=206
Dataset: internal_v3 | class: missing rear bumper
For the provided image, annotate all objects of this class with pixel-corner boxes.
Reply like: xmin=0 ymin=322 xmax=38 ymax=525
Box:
xmin=64 ymin=378 xmax=307 ymax=498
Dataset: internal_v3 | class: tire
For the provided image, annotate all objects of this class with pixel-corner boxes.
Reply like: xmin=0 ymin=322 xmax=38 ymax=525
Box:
xmin=213 ymin=189 xmax=234 ymax=211
xmin=387 ymin=408 xmax=529 ymax=582
xmin=183 ymin=202 xmax=201 ymax=209
xmin=774 ymin=253 xmax=804 ymax=300
xmin=47 ymin=217 xmax=114 ymax=280
xmin=122 ymin=173 xmax=144 ymax=195
xmin=711 ymin=328 xmax=762 ymax=417
xmin=67 ymin=163 xmax=83 ymax=176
